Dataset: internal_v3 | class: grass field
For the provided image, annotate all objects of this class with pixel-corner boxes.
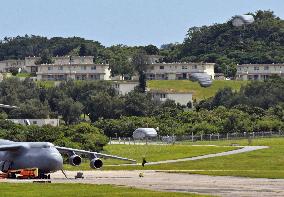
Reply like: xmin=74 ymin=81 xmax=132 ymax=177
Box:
xmin=36 ymin=81 xmax=56 ymax=88
xmin=101 ymin=138 xmax=284 ymax=179
xmin=0 ymin=183 xmax=204 ymax=197
xmin=64 ymin=144 xmax=236 ymax=170
xmin=16 ymin=73 xmax=33 ymax=78
xmin=147 ymin=80 xmax=248 ymax=100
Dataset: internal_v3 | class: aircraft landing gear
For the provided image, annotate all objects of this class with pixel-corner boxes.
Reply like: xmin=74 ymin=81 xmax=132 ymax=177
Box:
xmin=38 ymin=172 xmax=51 ymax=179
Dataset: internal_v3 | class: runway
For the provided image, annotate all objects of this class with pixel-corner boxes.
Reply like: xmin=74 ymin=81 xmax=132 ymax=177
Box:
xmin=2 ymin=170 xmax=284 ymax=197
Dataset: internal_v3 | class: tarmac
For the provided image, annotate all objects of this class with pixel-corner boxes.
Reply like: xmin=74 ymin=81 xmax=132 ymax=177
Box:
xmin=2 ymin=170 xmax=284 ymax=197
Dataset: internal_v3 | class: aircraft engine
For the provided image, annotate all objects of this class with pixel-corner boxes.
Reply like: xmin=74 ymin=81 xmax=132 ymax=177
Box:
xmin=69 ymin=155 xmax=82 ymax=166
xmin=90 ymin=158 xmax=103 ymax=169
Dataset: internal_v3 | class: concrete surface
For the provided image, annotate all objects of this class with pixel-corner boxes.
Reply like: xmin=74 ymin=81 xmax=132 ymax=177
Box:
xmin=2 ymin=170 xmax=284 ymax=197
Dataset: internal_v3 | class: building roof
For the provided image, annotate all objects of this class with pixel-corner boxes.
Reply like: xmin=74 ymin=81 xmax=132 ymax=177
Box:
xmin=148 ymin=62 xmax=215 ymax=66
xmin=112 ymin=80 xmax=139 ymax=84
xmin=237 ymin=63 xmax=284 ymax=67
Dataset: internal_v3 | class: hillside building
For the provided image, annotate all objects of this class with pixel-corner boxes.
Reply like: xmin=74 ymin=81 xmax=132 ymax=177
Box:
xmin=236 ymin=63 xmax=284 ymax=80
xmin=0 ymin=59 xmax=25 ymax=72
xmin=25 ymin=56 xmax=111 ymax=81
xmin=145 ymin=62 xmax=215 ymax=80
xmin=8 ymin=119 xmax=59 ymax=127
xmin=0 ymin=56 xmax=111 ymax=81
xmin=112 ymin=81 xmax=139 ymax=95
xmin=150 ymin=90 xmax=193 ymax=106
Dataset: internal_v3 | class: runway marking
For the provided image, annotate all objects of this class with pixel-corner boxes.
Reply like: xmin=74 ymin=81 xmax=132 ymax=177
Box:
xmin=106 ymin=145 xmax=269 ymax=166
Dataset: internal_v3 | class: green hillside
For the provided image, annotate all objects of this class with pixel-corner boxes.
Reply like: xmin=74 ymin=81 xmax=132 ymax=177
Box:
xmin=147 ymin=80 xmax=249 ymax=100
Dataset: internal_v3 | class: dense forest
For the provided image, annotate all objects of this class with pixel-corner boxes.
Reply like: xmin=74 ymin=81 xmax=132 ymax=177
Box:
xmin=0 ymin=10 xmax=283 ymax=78
xmin=0 ymin=78 xmax=183 ymax=124
xmin=0 ymin=77 xmax=283 ymax=138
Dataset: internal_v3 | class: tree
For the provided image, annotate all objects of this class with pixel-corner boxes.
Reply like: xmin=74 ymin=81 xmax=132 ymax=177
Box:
xmin=124 ymin=91 xmax=154 ymax=116
xmin=9 ymin=67 xmax=19 ymax=76
xmin=86 ymin=92 xmax=124 ymax=122
xmin=79 ymin=44 xmax=87 ymax=56
xmin=9 ymin=99 xmax=50 ymax=119
xmin=58 ymin=97 xmax=83 ymax=125
xmin=132 ymin=50 xmax=148 ymax=92
xmin=69 ymin=123 xmax=108 ymax=151
xmin=35 ymin=49 xmax=54 ymax=65
xmin=144 ymin=44 xmax=159 ymax=55
xmin=109 ymin=53 xmax=133 ymax=79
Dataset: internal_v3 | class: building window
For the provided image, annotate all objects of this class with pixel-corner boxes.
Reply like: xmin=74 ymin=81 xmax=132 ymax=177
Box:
xmin=48 ymin=66 xmax=52 ymax=70
xmin=58 ymin=66 xmax=63 ymax=70
xmin=193 ymin=65 xmax=197 ymax=69
xmin=263 ymin=75 xmax=269 ymax=80
xmin=182 ymin=66 xmax=188 ymax=69
xmin=160 ymin=66 xmax=164 ymax=70
xmin=91 ymin=66 xmax=96 ymax=70
xmin=264 ymin=66 xmax=269 ymax=70
xmin=149 ymin=74 xmax=155 ymax=80
xmin=254 ymin=66 xmax=259 ymax=71
xmin=81 ymin=66 xmax=87 ymax=70
xmin=32 ymin=121 xmax=37 ymax=124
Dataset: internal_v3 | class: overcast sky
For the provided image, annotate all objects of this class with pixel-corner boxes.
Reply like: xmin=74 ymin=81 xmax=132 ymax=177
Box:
xmin=0 ymin=0 xmax=283 ymax=47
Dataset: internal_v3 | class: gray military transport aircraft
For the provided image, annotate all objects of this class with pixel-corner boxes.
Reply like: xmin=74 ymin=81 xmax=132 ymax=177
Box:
xmin=0 ymin=139 xmax=136 ymax=178
xmin=0 ymin=104 xmax=136 ymax=178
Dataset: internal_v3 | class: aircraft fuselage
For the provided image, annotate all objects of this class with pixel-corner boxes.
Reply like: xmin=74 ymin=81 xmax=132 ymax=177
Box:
xmin=0 ymin=140 xmax=63 ymax=173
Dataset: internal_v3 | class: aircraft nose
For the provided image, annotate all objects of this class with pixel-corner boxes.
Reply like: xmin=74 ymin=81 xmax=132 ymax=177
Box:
xmin=49 ymin=153 xmax=63 ymax=172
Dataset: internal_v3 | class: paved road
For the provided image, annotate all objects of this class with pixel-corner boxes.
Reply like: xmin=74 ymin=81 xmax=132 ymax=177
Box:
xmin=107 ymin=146 xmax=268 ymax=166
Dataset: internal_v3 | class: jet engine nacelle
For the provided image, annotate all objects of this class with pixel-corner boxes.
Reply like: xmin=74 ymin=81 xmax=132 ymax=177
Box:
xmin=90 ymin=158 xmax=103 ymax=169
xmin=69 ymin=155 xmax=82 ymax=166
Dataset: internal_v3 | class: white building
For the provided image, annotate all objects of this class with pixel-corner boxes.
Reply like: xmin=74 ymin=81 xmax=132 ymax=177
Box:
xmin=150 ymin=90 xmax=193 ymax=106
xmin=236 ymin=63 xmax=284 ymax=80
xmin=0 ymin=56 xmax=111 ymax=82
xmin=112 ymin=81 xmax=139 ymax=95
xmin=146 ymin=62 xmax=215 ymax=80
xmin=8 ymin=119 xmax=60 ymax=127
xmin=25 ymin=56 xmax=111 ymax=81
xmin=0 ymin=59 xmax=25 ymax=72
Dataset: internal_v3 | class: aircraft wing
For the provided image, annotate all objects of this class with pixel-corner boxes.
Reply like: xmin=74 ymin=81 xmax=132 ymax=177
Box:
xmin=55 ymin=146 xmax=136 ymax=163
xmin=0 ymin=144 xmax=23 ymax=151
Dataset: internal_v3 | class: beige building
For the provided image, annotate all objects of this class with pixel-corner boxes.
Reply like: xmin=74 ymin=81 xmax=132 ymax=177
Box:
xmin=8 ymin=119 xmax=60 ymax=127
xmin=112 ymin=81 xmax=139 ymax=95
xmin=146 ymin=62 xmax=215 ymax=80
xmin=24 ymin=56 xmax=111 ymax=81
xmin=150 ymin=90 xmax=193 ymax=106
xmin=0 ymin=59 xmax=25 ymax=72
xmin=6 ymin=56 xmax=112 ymax=81
xmin=236 ymin=63 xmax=284 ymax=80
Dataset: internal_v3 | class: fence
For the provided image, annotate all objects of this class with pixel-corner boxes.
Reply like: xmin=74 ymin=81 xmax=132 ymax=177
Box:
xmin=108 ymin=130 xmax=284 ymax=145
